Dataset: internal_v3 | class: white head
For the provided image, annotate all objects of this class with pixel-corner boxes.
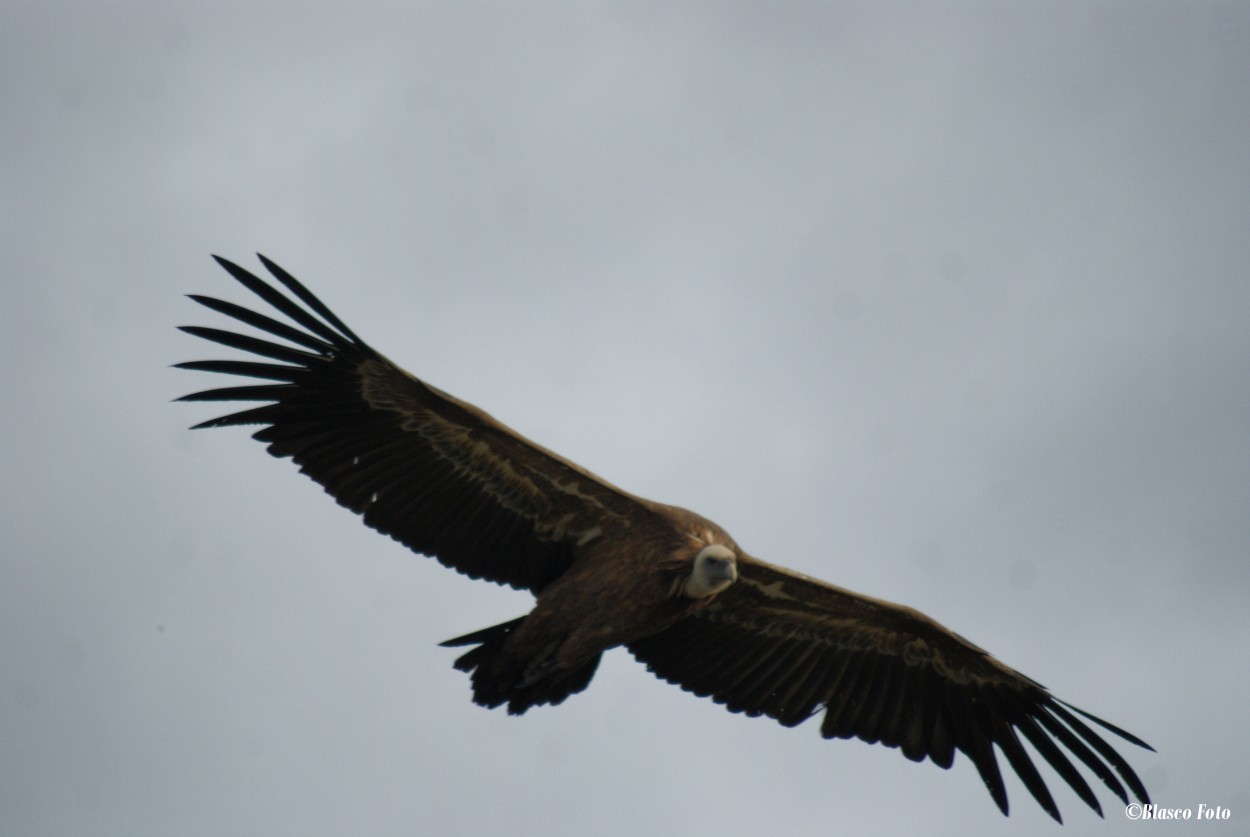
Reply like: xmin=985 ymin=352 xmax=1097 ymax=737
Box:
xmin=682 ymin=544 xmax=738 ymax=598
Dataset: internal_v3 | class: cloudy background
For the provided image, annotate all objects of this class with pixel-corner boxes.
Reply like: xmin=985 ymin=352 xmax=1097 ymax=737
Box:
xmin=3 ymin=3 xmax=1248 ymax=835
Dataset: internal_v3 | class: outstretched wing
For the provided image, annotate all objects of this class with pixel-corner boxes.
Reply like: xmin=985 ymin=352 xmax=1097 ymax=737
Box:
xmin=627 ymin=558 xmax=1152 ymax=823
xmin=177 ymin=255 xmax=653 ymax=593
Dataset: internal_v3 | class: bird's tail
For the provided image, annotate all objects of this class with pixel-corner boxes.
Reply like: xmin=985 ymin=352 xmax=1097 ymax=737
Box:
xmin=440 ymin=617 xmax=600 ymax=715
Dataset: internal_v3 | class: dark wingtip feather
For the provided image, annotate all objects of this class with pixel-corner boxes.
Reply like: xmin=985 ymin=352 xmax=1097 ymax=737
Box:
xmin=256 ymin=253 xmax=363 ymax=344
xmin=439 ymin=617 xmax=526 ymax=648
xmin=1015 ymin=715 xmax=1104 ymax=817
xmin=1058 ymin=700 xmax=1155 ymax=752
xmin=173 ymin=359 xmax=304 ymax=382
xmin=176 ymin=325 xmax=320 ymax=365
xmin=185 ymin=294 xmax=332 ymax=353
xmin=211 ymin=254 xmax=243 ymax=276
xmin=207 ymin=255 xmax=346 ymax=345
xmin=994 ymin=722 xmax=1062 ymax=823
xmin=1049 ymin=702 xmax=1152 ymax=805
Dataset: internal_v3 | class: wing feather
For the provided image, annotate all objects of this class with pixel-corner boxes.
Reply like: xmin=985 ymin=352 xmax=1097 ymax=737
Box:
xmin=1014 ymin=712 xmax=1100 ymax=817
xmin=1049 ymin=701 xmax=1151 ymax=803
xmin=897 ymin=665 xmax=934 ymax=762
xmin=860 ymin=655 xmax=904 ymax=745
xmin=766 ymin=647 xmax=825 ymax=726
xmin=178 ymin=255 xmax=659 ymax=592
xmin=954 ymin=693 xmax=1010 ymax=815
xmin=920 ymin=673 xmax=954 ymax=767
xmin=754 ymin=642 xmax=820 ymax=720
xmin=628 ymin=558 xmax=1152 ymax=822
xmin=734 ymin=639 xmax=809 ymax=716
xmin=776 ymin=650 xmax=846 ymax=728
xmin=994 ymin=717 xmax=1061 ymax=820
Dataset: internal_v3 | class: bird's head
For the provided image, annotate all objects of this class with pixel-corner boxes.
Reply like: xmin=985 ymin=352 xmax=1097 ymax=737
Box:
xmin=682 ymin=544 xmax=738 ymax=598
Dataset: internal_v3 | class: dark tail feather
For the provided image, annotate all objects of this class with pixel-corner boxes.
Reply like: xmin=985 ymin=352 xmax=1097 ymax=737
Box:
xmin=439 ymin=618 xmax=600 ymax=716
xmin=440 ymin=617 xmax=527 ymax=649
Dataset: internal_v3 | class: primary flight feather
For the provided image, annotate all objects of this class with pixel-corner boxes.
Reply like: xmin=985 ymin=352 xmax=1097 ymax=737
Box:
xmin=178 ymin=255 xmax=1152 ymax=823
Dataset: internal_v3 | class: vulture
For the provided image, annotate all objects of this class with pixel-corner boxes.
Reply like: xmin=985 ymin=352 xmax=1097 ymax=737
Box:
xmin=177 ymin=255 xmax=1152 ymax=823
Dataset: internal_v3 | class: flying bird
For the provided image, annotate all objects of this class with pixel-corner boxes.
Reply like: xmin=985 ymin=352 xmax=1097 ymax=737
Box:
xmin=178 ymin=255 xmax=1152 ymax=823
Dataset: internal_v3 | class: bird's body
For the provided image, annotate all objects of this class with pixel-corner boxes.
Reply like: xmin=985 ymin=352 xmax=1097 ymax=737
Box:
xmin=178 ymin=255 xmax=1152 ymax=823
xmin=446 ymin=508 xmax=736 ymax=713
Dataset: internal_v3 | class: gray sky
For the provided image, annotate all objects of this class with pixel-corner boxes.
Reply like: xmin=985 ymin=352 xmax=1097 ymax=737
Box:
xmin=3 ymin=3 xmax=1248 ymax=835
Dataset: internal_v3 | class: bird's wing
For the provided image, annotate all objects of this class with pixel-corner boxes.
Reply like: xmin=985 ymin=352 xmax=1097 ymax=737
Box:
xmin=177 ymin=255 xmax=657 ymax=593
xmin=627 ymin=557 xmax=1152 ymax=822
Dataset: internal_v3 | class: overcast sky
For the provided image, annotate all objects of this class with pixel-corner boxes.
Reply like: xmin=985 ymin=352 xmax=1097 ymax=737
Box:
xmin=3 ymin=3 xmax=1248 ymax=835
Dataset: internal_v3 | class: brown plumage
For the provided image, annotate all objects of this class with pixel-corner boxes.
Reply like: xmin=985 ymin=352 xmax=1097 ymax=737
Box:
xmin=178 ymin=254 xmax=1152 ymax=823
